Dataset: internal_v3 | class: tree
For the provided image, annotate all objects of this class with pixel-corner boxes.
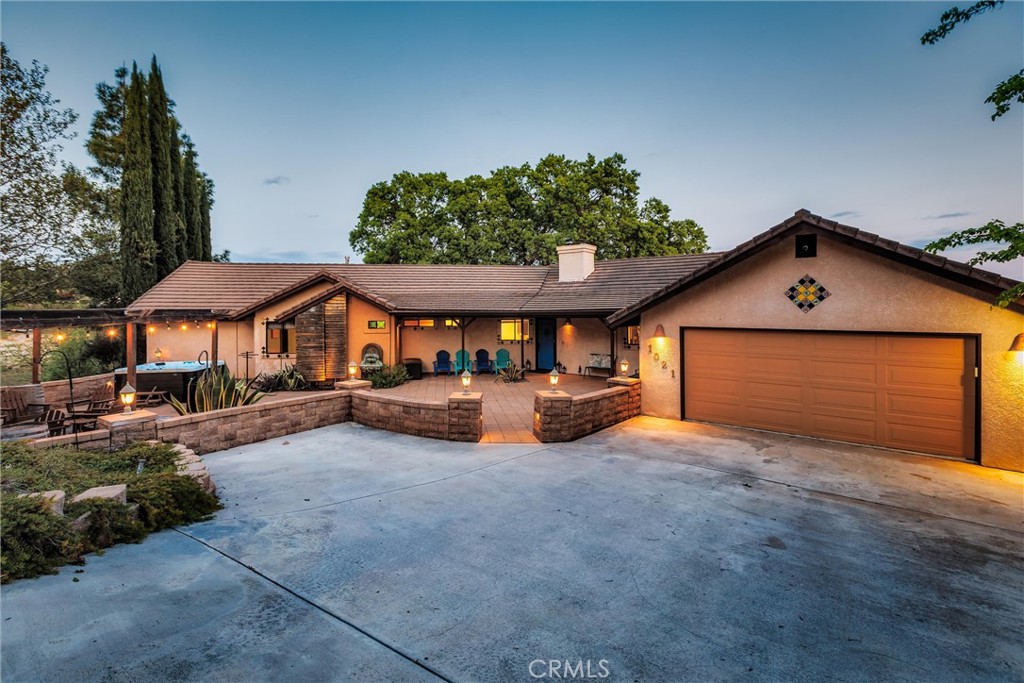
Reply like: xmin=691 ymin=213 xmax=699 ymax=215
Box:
xmin=169 ymin=116 xmax=188 ymax=265
xmin=200 ymin=173 xmax=214 ymax=261
xmin=0 ymin=43 xmax=78 ymax=305
xmin=119 ymin=62 xmax=156 ymax=302
xmin=350 ymin=154 xmax=708 ymax=265
xmin=147 ymin=56 xmax=178 ymax=278
xmin=180 ymin=136 xmax=203 ymax=260
xmin=922 ymin=2 xmax=1023 ymax=306
xmin=921 ymin=0 xmax=1023 ymax=120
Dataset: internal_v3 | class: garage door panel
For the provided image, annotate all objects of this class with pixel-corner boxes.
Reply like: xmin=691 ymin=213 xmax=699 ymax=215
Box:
xmin=683 ymin=330 xmax=974 ymax=460
xmin=808 ymin=360 xmax=878 ymax=385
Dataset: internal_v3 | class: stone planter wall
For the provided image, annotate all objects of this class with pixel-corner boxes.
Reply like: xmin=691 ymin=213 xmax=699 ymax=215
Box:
xmin=533 ymin=377 xmax=641 ymax=443
xmin=2 ymin=373 xmax=115 ymax=411
xmin=350 ymin=390 xmax=483 ymax=442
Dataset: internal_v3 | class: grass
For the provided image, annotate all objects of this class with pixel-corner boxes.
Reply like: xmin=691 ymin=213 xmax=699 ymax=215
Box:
xmin=1 ymin=441 xmax=220 ymax=582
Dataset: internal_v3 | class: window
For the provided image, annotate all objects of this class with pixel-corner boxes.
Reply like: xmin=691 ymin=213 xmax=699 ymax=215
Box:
xmin=402 ymin=318 xmax=435 ymax=329
xmin=500 ymin=319 xmax=530 ymax=342
xmin=266 ymin=322 xmax=296 ymax=355
xmin=624 ymin=325 xmax=640 ymax=348
xmin=367 ymin=320 xmax=386 ymax=329
xmin=445 ymin=318 xmax=460 ymax=329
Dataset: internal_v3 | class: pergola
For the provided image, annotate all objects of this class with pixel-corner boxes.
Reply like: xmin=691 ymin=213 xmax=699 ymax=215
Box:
xmin=0 ymin=308 xmax=224 ymax=388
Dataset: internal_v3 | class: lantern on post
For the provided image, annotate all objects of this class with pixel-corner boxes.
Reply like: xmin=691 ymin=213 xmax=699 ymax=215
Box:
xmin=119 ymin=383 xmax=137 ymax=414
xmin=549 ymin=368 xmax=559 ymax=392
xmin=619 ymin=358 xmax=629 ymax=376
xmin=348 ymin=361 xmax=358 ymax=380
xmin=461 ymin=369 xmax=472 ymax=394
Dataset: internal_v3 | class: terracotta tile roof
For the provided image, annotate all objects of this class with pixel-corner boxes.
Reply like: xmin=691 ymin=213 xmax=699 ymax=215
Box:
xmin=606 ymin=209 xmax=1024 ymax=326
xmin=126 ymin=254 xmax=720 ymax=320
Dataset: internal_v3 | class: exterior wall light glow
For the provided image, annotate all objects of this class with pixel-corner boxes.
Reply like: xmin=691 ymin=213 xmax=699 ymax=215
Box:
xmin=154 ymin=347 xmax=163 ymax=361
xmin=120 ymin=383 xmax=136 ymax=414
xmin=461 ymin=369 xmax=472 ymax=394
xmin=348 ymin=361 xmax=358 ymax=379
xmin=549 ymin=368 xmax=559 ymax=392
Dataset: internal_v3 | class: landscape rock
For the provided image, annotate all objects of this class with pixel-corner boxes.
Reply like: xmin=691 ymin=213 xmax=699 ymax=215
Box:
xmin=71 ymin=484 xmax=127 ymax=505
xmin=17 ymin=490 xmax=66 ymax=516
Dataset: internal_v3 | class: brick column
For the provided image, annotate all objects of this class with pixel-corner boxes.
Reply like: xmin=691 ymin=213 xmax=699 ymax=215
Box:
xmin=532 ymin=390 xmax=573 ymax=442
xmin=448 ymin=391 xmax=483 ymax=442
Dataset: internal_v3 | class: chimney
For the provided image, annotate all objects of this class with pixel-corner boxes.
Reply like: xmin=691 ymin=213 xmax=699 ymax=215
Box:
xmin=556 ymin=244 xmax=597 ymax=282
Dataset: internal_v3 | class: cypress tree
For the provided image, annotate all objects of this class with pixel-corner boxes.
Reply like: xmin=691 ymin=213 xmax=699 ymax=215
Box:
xmin=169 ymin=116 xmax=188 ymax=264
xmin=147 ymin=56 xmax=177 ymax=277
xmin=181 ymin=135 xmax=202 ymax=260
xmin=200 ymin=173 xmax=213 ymax=260
xmin=120 ymin=62 xmax=156 ymax=302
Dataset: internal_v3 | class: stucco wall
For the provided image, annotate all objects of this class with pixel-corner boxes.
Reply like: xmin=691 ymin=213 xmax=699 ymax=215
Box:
xmin=399 ymin=319 xmax=535 ymax=371
xmin=144 ymin=321 xmax=252 ymax=377
xmin=639 ymin=235 xmax=1024 ymax=471
xmin=347 ymin=297 xmax=394 ymax=366
xmin=556 ymin=318 xmax=636 ymax=376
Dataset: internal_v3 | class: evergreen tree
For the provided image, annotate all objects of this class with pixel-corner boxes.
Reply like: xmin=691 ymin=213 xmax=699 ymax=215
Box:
xmin=180 ymin=135 xmax=203 ymax=260
xmin=169 ymin=116 xmax=188 ymax=264
xmin=200 ymin=173 xmax=214 ymax=261
xmin=147 ymin=56 xmax=177 ymax=277
xmin=120 ymin=62 xmax=156 ymax=302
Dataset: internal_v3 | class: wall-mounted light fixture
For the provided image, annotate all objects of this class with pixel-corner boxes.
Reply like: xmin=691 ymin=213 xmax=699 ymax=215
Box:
xmin=563 ymin=318 xmax=572 ymax=326
xmin=653 ymin=324 xmax=666 ymax=338
xmin=154 ymin=347 xmax=163 ymax=361
xmin=1009 ymin=333 xmax=1024 ymax=352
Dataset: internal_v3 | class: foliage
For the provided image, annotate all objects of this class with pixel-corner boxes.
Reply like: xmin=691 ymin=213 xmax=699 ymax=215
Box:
xmin=350 ymin=153 xmax=708 ymax=265
xmin=0 ymin=494 xmax=82 ymax=583
xmin=167 ymin=366 xmax=266 ymax=414
xmin=0 ymin=441 xmax=219 ymax=582
xmin=120 ymin=62 xmax=156 ymax=303
xmin=370 ymin=363 xmax=410 ymax=389
xmin=921 ymin=0 xmax=1022 ymax=120
xmin=147 ymin=57 xmax=178 ymax=279
xmin=256 ymin=364 xmax=308 ymax=392
xmin=925 ymin=220 xmax=1024 ymax=307
xmin=0 ymin=42 xmax=79 ymax=306
xmin=41 ymin=328 xmax=125 ymax=380
xmin=497 ymin=361 xmax=527 ymax=383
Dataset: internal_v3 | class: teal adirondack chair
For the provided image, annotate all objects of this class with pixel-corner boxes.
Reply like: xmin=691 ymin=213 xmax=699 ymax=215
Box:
xmin=455 ymin=349 xmax=473 ymax=374
xmin=494 ymin=348 xmax=511 ymax=372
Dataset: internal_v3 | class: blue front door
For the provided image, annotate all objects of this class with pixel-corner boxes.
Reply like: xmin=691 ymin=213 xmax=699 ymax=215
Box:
xmin=536 ymin=317 xmax=556 ymax=371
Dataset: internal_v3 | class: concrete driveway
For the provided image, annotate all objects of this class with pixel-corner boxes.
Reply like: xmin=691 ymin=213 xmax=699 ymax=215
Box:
xmin=3 ymin=418 xmax=1022 ymax=682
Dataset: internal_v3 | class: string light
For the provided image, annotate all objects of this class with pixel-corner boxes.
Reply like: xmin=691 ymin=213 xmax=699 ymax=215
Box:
xmin=147 ymin=325 xmax=156 ymax=334
xmin=55 ymin=331 xmax=66 ymax=343
xmin=106 ymin=329 xmax=117 ymax=338
xmin=180 ymin=323 xmax=189 ymax=331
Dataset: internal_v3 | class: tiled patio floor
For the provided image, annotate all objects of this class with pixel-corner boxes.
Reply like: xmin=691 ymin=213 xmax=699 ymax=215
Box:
xmin=375 ymin=372 xmax=611 ymax=443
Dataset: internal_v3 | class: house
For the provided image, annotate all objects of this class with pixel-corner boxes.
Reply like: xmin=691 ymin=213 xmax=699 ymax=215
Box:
xmin=126 ymin=210 xmax=1024 ymax=471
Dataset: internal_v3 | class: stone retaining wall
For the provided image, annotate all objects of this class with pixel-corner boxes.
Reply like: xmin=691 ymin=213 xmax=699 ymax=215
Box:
xmin=2 ymin=373 xmax=115 ymax=410
xmin=533 ymin=377 xmax=641 ymax=443
xmin=29 ymin=386 xmax=484 ymax=453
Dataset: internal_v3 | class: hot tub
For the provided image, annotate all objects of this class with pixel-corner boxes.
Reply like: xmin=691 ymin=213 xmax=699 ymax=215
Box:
xmin=114 ymin=360 xmax=226 ymax=402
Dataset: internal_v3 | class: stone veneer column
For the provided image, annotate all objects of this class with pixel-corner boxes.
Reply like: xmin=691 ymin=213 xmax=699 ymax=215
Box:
xmin=532 ymin=390 xmax=574 ymax=442
xmin=606 ymin=376 xmax=641 ymax=419
xmin=448 ymin=392 xmax=483 ymax=442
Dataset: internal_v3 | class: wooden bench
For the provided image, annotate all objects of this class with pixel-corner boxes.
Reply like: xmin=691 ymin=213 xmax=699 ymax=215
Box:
xmin=583 ymin=353 xmax=613 ymax=378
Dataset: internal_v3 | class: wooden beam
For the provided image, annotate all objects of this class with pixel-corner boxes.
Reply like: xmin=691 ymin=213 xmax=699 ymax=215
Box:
xmin=31 ymin=328 xmax=41 ymax=384
xmin=211 ymin=322 xmax=219 ymax=367
xmin=126 ymin=323 xmax=137 ymax=389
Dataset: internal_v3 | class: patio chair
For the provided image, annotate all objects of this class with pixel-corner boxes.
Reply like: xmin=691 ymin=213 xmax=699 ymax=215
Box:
xmin=455 ymin=350 xmax=473 ymax=375
xmin=2 ymin=392 xmax=49 ymax=426
xmin=433 ymin=350 xmax=453 ymax=376
xmin=475 ymin=349 xmax=495 ymax=374
xmin=494 ymin=348 xmax=511 ymax=372
xmin=37 ymin=408 xmax=69 ymax=437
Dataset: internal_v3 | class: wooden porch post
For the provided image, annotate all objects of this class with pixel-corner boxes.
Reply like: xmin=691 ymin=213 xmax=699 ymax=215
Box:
xmin=520 ymin=317 xmax=525 ymax=368
xmin=610 ymin=327 xmax=616 ymax=367
xmin=126 ymin=322 xmax=137 ymax=389
xmin=210 ymin=321 xmax=219 ymax=367
xmin=460 ymin=317 xmax=466 ymax=366
xmin=31 ymin=328 xmax=41 ymax=384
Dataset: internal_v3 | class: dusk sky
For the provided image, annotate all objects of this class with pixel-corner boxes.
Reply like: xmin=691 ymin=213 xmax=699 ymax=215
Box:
xmin=3 ymin=1 xmax=1022 ymax=276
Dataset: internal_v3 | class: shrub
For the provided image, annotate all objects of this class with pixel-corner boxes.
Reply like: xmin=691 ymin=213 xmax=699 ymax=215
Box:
xmin=254 ymin=364 xmax=308 ymax=392
xmin=167 ymin=366 xmax=266 ymax=415
xmin=127 ymin=474 xmax=219 ymax=530
xmin=370 ymin=363 xmax=410 ymax=389
xmin=0 ymin=493 xmax=82 ymax=583
xmin=64 ymin=498 xmax=146 ymax=550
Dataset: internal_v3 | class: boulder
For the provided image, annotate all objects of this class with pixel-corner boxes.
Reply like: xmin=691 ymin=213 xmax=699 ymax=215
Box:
xmin=18 ymin=490 xmax=66 ymax=516
xmin=71 ymin=484 xmax=127 ymax=505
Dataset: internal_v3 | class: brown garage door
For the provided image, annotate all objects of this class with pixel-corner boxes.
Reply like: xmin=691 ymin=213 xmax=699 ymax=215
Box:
xmin=683 ymin=330 xmax=976 ymax=459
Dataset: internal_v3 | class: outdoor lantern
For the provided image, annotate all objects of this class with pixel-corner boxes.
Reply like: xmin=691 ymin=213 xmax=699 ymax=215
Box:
xmin=653 ymin=324 xmax=666 ymax=338
xmin=154 ymin=347 xmax=163 ymax=361
xmin=549 ymin=368 xmax=559 ymax=392
xmin=620 ymin=358 xmax=629 ymax=376
xmin=120 ymin=383 xmax=137 ymax=414
xmin=348 ymin=361 xmax=358 ymax=379
xmin=461 ymin=369 xmax=472 ymax=394
xmin=1009 ymin=333 xmax=1024 ymax=352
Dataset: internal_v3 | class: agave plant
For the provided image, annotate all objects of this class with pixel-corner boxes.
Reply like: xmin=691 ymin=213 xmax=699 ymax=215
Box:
xmin=497 ymin=361 xmax=527 ymax=383
xmin=167 ymin=366 xmax=267 ymax=415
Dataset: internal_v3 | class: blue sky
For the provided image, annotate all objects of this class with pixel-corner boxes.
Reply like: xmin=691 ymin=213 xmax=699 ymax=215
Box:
xmin=3 ymin=1 xmax=1022 ymax=276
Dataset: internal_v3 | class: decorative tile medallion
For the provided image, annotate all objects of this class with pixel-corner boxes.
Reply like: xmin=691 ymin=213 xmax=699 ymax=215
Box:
xmin=785 ymin=275 xmax=830 ymax=313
